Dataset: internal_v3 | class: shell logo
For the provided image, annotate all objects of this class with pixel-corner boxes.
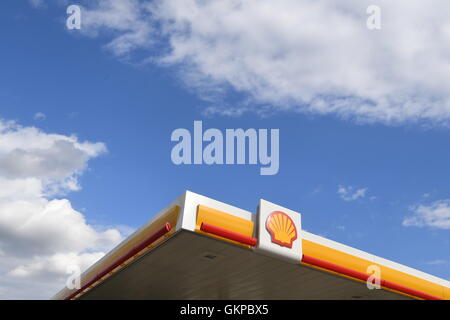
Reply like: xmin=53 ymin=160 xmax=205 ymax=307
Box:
xmin=265 ymin=211 xmax=298 ymax=248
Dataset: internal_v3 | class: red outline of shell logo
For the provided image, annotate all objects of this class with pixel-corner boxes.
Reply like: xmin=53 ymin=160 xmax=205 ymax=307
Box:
xmin=265 ymin=211 xmax=298 ymax=248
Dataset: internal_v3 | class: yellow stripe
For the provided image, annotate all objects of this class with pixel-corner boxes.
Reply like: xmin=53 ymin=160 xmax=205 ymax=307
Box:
xmin=301 ymin=260 xmax=421 ymax=300
xmin=445 ymin=286 xmax=450 ymax=299
xmin=195 ymin=205 xmax=254 ymax=248
xmin=302 ymin=239 xmax=447 ymax=299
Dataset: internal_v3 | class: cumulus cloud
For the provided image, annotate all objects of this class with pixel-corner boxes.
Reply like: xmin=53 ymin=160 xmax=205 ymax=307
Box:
xmin=403 ymin=200 xmax=450 ymax=229
xmin=0 ymin=120 xmax=124 ymax=299
xmin=51 ymin=0 xmax=450 ymax=125
xmin=337 ymin=185 xmax=367 ymax=201
xmin=0 ymin=122 xmax=105 ymax=192
xmin=80 ymin=0 xmax=154 ymax=56
xmin=8 ymin=252 xmax=105 ymax=279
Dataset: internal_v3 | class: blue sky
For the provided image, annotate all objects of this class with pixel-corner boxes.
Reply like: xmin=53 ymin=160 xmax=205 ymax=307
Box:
xmin=0 ymin=1 xmax=449 ymax=298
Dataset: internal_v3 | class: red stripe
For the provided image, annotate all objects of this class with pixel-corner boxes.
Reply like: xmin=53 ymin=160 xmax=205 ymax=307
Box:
xmin=380 ymin=279 xmax=442 ymax=301
xmin=65 ymin=223 xmax=172 ymax=300
xmin=302 ymin=254 xmax=443 ymax=300
xmin=200 ymin=222 xmax=257 ymax=246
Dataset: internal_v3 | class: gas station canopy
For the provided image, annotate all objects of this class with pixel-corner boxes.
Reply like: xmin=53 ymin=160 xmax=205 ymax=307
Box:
xmin=53 ymin=191 xmax=450 ymax=300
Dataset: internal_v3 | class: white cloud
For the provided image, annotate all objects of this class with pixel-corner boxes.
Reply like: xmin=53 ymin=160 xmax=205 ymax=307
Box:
xmin=80 ymin=0 xmax=154 ymax=56
xmin=54 ymin=0 xmax=450 ymax=125
xmin=0 ymin=122 xmax=106 ymax=191
xmin=33 ymin=112 xmax=46 ymax=121
xmin=0 ymin=120 xmax=125 ymax=299
xmin=403 ymin=200 xmax=450 ymax=229
xmin=426 ymin=259 xmax=450 ymax=266
xmin=338 ymin=185 xmax=367 ymax=201
xmin=8 ymin=252 xmax=105 ymax=279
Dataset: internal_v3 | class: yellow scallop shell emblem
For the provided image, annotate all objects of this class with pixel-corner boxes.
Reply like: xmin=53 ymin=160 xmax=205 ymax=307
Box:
xmin=266 ymin=211 xmax=298 ymax=248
